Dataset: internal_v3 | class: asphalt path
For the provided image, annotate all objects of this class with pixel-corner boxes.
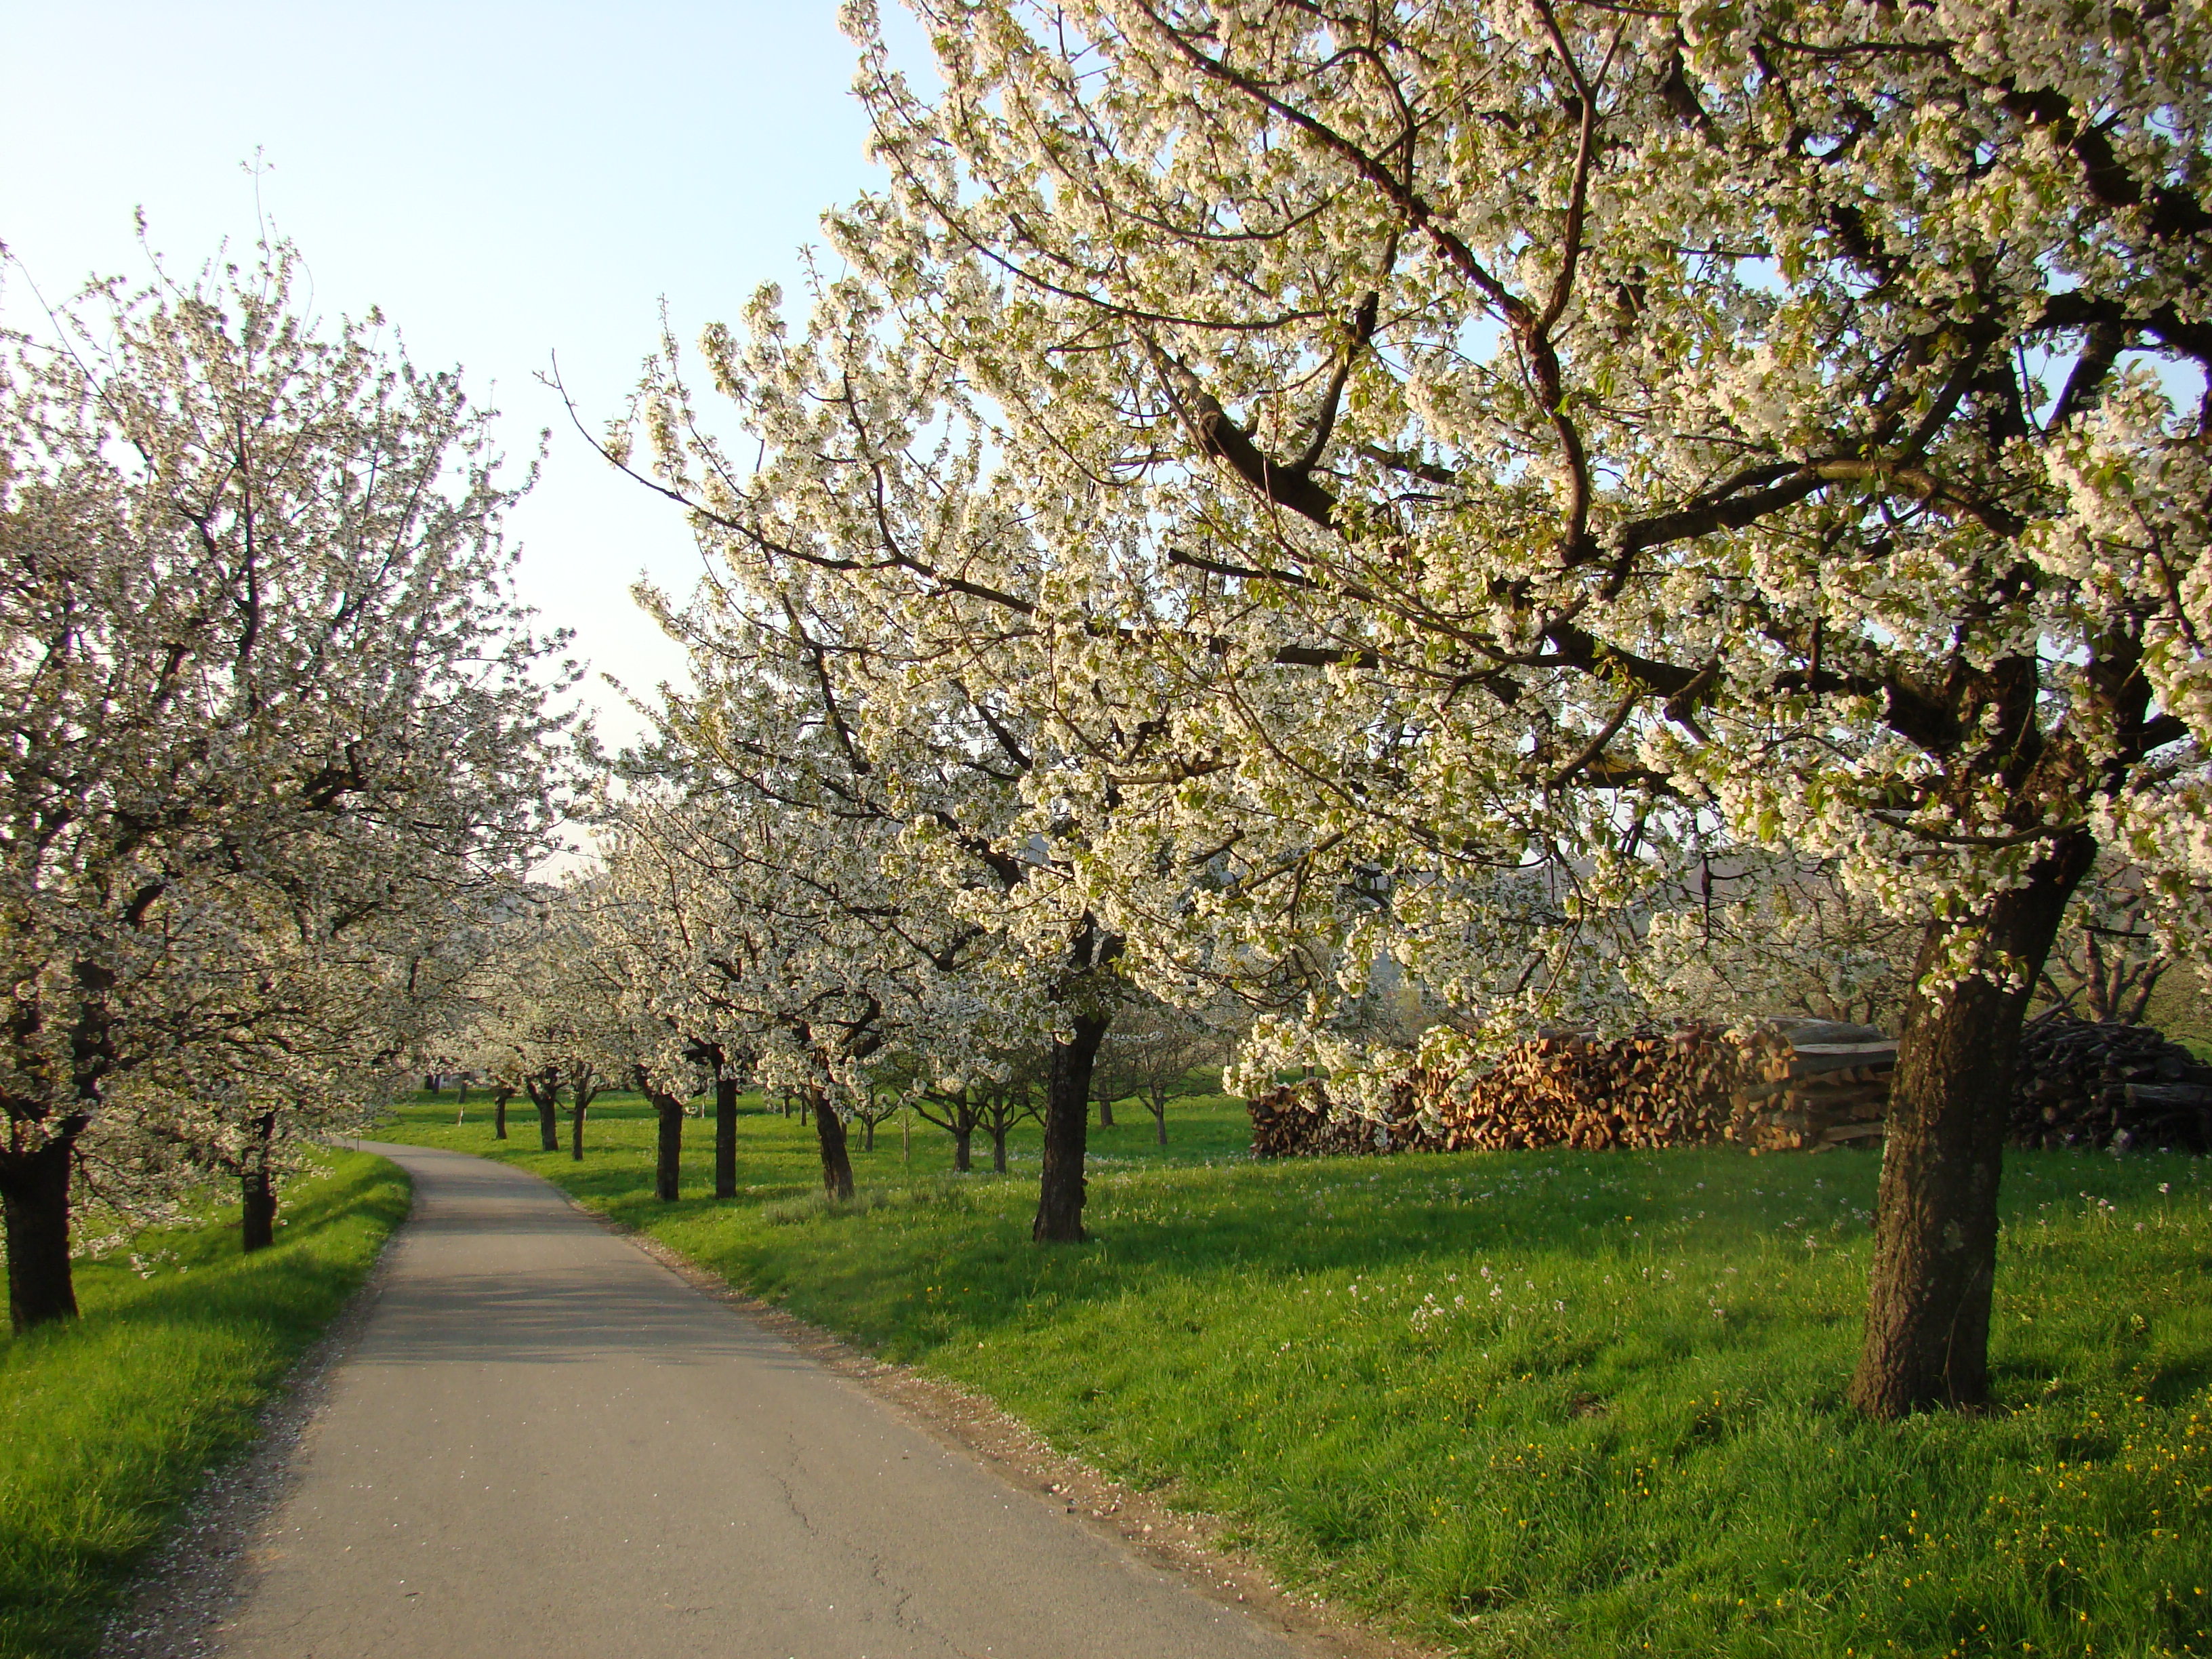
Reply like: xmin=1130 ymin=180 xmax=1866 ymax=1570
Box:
xmin=216 ymin=1141 xmax=1313 ymax=1659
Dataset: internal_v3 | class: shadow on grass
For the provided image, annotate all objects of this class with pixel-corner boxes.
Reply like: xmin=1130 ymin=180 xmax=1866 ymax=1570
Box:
xmin=371 ymin=1099 xmax=2212 ymax=1658
xmin=59 ymin=1160 xmax=409 ymax=1341
xmin=0 ymin=1152 xmax=410 ymax=1659
xmin=382 ymin=1094 xmax=2208 ymax=1370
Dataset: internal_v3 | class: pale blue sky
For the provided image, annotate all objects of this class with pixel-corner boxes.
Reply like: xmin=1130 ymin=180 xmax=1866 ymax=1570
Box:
xmin=1 ymin=1 xmax=918 ymax=738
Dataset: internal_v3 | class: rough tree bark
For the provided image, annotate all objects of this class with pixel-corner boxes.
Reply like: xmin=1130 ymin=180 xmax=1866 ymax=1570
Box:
xmin=989 ymin=1120 xmax=1010 ymax=1173
xmin=1034 ymin=1012 xmax=1109 ymax=1242
xmin=240 ymin=1111 xmax=279 ymax=1253
xmin=493 ymin=1088 xmax=511 ymax=1141
xmin=714 ymin=1076 xmax=739 ymax=1200
xmin=529 ymin=1079 xmax=560 ymax=1152
xmin=651 ymin=1090 xmax=684 ymax=1202
xmin=952 ymin=1126 xmax=973 ymax=1172
xmin=1098 ymin=1094 xmax=1115 ymax=1130
xmin=1848 ymin=830 xmax=2095 ymax=1417
xmin=570 ymin=1098 xmax=589 ymax=1160
xmin=0 ymin=1120 xmax=84 ymax=1332
xmin=809 ymin=1087 xmax=855 ymax=1200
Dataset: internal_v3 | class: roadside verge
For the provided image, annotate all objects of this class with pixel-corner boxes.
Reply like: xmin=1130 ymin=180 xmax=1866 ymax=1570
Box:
xmin=0 ymin=1151 xmax=410 ymax=1659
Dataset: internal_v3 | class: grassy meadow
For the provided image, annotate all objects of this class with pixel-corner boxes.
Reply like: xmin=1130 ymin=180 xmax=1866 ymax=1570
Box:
xmin=0 ymin=1151 xmax=410 ymax=1659
xmin=381 ymin=1091 xmax=2211 ymax=1658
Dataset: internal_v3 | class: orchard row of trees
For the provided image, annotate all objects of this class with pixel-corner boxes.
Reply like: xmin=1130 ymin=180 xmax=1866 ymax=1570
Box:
xmin=9 ymin=0 xmax=2209 ymax=1433
xmin=433 ymin=861 xmax=1222 ymax=1196
xmin=0 ymin=241 xmax=575 ymax=1330
xmin=539 ymin=0 xmax=2209 ymax=1421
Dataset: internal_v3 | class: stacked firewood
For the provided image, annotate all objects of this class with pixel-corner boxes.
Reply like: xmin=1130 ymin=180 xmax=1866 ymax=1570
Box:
xmin=1429 ymin=1025 xmax=1766 ymax=1151
xmin=1252 ymin=1012 xmax=2212 ymax=1160
xmin=1726 ymin=1019 xmax=1896 ymax=1152
xmin=1249 ymin=1023 xmax=1783 ymax=1158
xmin=1247 ymin=1080 xmax=1427 ymax=1159
xmin=2009 ymin=1017 xmax=2212 ymax=1153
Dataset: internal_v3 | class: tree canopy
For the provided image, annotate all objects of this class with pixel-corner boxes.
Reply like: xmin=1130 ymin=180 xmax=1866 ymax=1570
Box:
xmin=0 ymin=238 xmax=574 ymax=1325
xmin=600 ymin=0 xmax=2212 ymax=1413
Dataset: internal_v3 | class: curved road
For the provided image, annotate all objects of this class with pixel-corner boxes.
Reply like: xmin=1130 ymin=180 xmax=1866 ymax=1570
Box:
xmin=217 ymin=1143 xmax=1311 ymax=1658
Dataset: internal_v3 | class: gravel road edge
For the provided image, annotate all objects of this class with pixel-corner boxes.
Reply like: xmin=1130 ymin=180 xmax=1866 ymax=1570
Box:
xmin=601 ymin=1204 xmax=1444 ymax=1659
xmin=95 ymin=1158 xmax=414 ymax=1659
xmin=95 ymin=1154 xmax=1440 ymax=1659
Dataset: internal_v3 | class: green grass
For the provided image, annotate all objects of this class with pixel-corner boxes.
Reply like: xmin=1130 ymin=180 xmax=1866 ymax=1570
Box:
xmin=0 ymin=1151 xmax=411 ymax=1659
xmin=382 ymin=1092 xmax=2212 ymax=1658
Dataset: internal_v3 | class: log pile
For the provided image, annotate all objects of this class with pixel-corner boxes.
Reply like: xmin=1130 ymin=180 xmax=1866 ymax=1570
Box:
xmin=1247 ymin=1080 xmax=1427 ymax=1159
xmin=1251 ymin=1011 xmax=2212 ymax=1161
xmin=1250 ymin=1023 xmax=1783 ymax=1158
xmin=2009 ymin=1017 xmax=2212 ymax=1153
xmin=1429 ymin=1025 xmax=1768 ymax=1152
xmin=1727 ymin=1019 xmax=1896 ymax=1152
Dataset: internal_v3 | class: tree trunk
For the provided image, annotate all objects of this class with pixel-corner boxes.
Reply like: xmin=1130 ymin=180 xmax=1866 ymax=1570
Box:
xmin=1 ymin=1124 xmax=82 ymax=1332
xmin=714 ymin=1077 xmax=739 ymax=1200
xmin=991 ymin=1123 xmax=1010 ymax=1173
xmin=493 ymin=1089 xmax=510 ymax=1141
xmin=861 ymin=1117 xmax=876 ymax=1152
xmin=535 ymin=1089 xmax=559 ymax=1152
xmin=457 ymin=1078 xmax=470 ymax=1105
xmin=1098 ymin=1094 xmax=1115 ymax=1129
xmin=1848 ymin=832 xmax=2094 ymax=1418
xmin=953 ymin=1127 xmax=972 ymax=1172
xmin=654 ymin=1094 xmax=682 ymax=1202
xmin=810 ymin=1089 xmax=854 ymax=1200
xmin=241 ymin=1166 xmax=278 ymax=1250
xmin=2125 ymin=963 xmax=2165 ymax=1025
xmin=241 ymin=1112 xmax=279 ymax=1253
xmin=1034 ymin=1012 xmax=1109 ymax=1242
xmin=570 ymin=1099 xmax=588 ymax=1160
xmin=1149 ymin=1088 xmax=1169 ymax=1146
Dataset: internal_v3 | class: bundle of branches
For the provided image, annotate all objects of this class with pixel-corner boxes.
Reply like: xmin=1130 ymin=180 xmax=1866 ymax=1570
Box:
xmin=1250 ymin=1025 xmax=1790 ymax=1158
xmin=1727 ymin=1021 xmax=1897 ymax=1153
xmin=2009 ymin=1017 xmax=2212 ymax=1153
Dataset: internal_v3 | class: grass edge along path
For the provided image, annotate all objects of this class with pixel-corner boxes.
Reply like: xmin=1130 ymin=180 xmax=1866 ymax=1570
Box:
xmin=380 ymin=1097 xmax=2212 ymax=1659
xmin=0 ymin=1150 xmax=411 ymax=1659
